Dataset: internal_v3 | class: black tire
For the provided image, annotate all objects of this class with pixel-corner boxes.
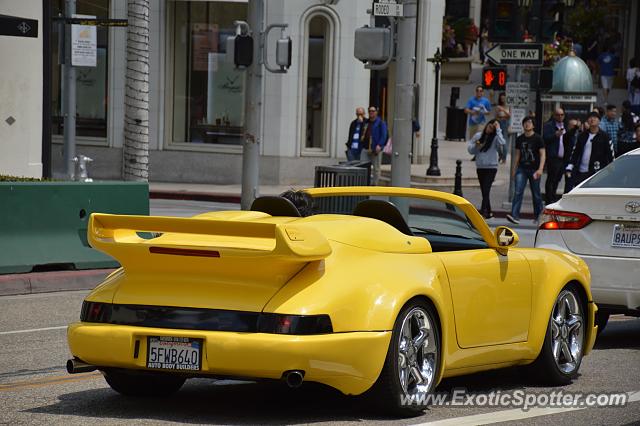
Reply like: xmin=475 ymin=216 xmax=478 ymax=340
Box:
xmin=529 ymin=284 xmax=585 ymax=386
xmin=367 ymin=299 xmax=441 ymax=417
xmin=103 ymin=369 xmax=186 ymax=397
xmin=595 ymin=311 xmax=610 ymax=336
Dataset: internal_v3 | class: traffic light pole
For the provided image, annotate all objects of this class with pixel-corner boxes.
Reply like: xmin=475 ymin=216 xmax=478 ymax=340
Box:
xmin=391 ymin=0 xmax=417 ymax=191
xmin=63 ymin=0 xmax=77 ymax=179
xmin=240 ymin=0 xmax=263 ymax=210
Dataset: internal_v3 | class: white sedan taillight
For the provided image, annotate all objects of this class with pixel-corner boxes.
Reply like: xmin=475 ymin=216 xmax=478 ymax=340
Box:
xmin=539 ymin=209 xmax=592 ymax=230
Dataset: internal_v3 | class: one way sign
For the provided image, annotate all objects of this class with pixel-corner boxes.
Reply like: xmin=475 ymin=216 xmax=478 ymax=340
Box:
xmin=485 ymin=43 xmax=543 ymax=66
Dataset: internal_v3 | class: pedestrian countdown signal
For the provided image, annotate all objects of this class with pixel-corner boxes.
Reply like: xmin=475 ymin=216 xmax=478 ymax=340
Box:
xmin=482 ymin=67 xmax=507 ymax=91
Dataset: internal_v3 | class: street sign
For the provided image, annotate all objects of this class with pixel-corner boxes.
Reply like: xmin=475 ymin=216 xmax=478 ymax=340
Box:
xmin=372 ymin=0 xmax=404 ymax=17
xmin=506 ymin=82 xmax=530 ymax=107
xmin=71 ymin=15 xmax=97 ymax=67
xmin=0 ymin=14 xmax=38 ymax=38
xmin=510 ymin=107 xmax=527 ymax=133
xmin=485 ymin=43 xmax=544 ymax=66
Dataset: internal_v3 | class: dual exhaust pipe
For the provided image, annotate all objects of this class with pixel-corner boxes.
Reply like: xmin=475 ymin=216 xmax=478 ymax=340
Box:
xmin=66 ymin=358 xmax=97 ymax=374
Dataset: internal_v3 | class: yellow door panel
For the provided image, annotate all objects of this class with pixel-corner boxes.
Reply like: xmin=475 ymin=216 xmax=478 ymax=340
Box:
xmin=439 ymin=249 xmax=532 ymax=348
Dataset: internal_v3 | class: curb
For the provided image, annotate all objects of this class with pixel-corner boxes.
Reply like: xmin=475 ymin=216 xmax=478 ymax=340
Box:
xmin=150 ymin=188 xmax=537 ymax=220
xmin=0 ymin=269 xmax=115 ymax=297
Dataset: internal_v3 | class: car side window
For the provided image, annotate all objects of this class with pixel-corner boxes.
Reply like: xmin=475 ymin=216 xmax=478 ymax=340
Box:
xmin=407 ymin=199 xmax=488 ymax=252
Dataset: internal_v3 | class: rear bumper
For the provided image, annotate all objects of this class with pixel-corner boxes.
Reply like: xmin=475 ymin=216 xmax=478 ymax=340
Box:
xmin=536 ymin=231 xmax=640 ymax=310
xmin=67 ymin=322 xmax=390 ymax=395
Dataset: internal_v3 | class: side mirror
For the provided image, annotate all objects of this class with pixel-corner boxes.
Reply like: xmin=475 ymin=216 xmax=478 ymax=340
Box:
xmin=495 ymin=226 xmax=519 ymax=250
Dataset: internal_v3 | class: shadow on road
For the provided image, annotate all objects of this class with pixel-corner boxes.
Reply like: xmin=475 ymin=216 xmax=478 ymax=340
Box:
xmin=594 ymin=318 xmax=640 ymax=350
xmin=25 ymin=380 xmax=403 ymax=424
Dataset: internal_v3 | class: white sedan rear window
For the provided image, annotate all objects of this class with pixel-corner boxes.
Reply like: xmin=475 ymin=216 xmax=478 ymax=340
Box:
xmin=582 ymin=156 xmax=640 ymax=188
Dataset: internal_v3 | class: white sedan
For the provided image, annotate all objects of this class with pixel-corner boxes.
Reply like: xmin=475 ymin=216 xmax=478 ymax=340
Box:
xmin=535 ymin=148 xmax=640 ymax=333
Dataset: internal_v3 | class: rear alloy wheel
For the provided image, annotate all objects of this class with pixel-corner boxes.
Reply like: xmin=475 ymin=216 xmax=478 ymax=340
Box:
xmin=369 ymin=301 xmax=440 ymax=417
xmin=103 ymin=369 xmax=186 ymax=397
xmin=530 ymin=285 xmax=585 ymax=385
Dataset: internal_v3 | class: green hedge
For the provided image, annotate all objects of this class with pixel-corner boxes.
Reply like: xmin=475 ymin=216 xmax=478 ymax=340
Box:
xmin=0 ymin=175 xmax=57 ymax=182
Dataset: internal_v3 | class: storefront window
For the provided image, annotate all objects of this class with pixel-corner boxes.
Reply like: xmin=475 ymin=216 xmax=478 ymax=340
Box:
xmin=170 ymin=1 xmax=247 ymax=145
xmin=51 ymin=0 xmax=110 ymax=138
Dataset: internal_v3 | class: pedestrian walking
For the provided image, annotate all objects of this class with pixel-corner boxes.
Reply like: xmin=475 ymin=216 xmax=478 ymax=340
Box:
xmin=495 ymin=93 xmax=511 ymax=162
xmin=346 ymin=107 xmax=366 ymax=161
xmin=467 ymin=119 xmax=506 ymax=219
xmin=464 ymin=86 xmax=491 ymax=140
xmin=361 ymin=106 xmax=388 ymax=185
xmin=626 ymin=58 xmax=640 ymax=115
xmin=597 ymin=47 xmax=617 ymax=104
xmin=542 ymin=108 xmax=568 ymax=204
xmin=506 ymin=116 xmax=546 ymax=225
xmin=599 ymin=104 xmax=621 ymax=153
xmin=565 ymin=111 xmax=615 ymax=187
xmin=563 ymin=118 xmax=580 ymax=193
xmin=616 ymin=105 xmax=639 ymax=156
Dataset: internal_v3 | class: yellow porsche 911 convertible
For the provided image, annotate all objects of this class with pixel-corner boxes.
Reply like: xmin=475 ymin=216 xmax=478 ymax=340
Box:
xmin=67 ymin=187 xmax=597 ymax=416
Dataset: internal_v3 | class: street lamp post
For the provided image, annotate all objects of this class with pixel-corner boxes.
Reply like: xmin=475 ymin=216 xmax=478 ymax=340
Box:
xmin=426 ymin=48 xmax=447 ymax=176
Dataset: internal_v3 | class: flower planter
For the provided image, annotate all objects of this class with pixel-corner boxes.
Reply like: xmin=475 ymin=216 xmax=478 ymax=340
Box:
xmin=442 ymin=56 xmax=473 ymax=82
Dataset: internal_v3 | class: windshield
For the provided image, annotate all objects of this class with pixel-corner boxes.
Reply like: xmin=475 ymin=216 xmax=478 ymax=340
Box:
xmin=310 ymin=194 xmax=487 ymax=246
xmin=581 ymin=156 xmax=640 ymax=189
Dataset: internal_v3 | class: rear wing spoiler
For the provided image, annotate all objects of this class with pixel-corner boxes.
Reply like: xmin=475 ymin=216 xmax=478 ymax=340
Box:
xmin=88 ymin=213 xmax=332 ymax=263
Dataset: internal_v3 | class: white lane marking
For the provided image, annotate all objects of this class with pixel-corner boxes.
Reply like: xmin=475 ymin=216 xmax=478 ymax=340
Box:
xmin=0 ymin=290 xmax=89 ymax=301
xmin=413 ymin=390 xmax=640 ymax=426
xmin=0 ymin=326 xmax=67 ymax=336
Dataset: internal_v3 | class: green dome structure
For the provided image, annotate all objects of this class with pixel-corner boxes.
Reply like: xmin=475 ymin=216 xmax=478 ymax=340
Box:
xmin=550 ymin=53 xmax=594 ymax=93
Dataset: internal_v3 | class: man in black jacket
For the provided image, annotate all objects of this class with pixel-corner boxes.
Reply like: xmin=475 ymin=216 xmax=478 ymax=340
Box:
xmin=346 ymin=107 xmax=366 ymax=161
xmin=565 ymin=111 xmax=615 ymax=186
xmin=542 ymin=107 xmax=569 ymax=204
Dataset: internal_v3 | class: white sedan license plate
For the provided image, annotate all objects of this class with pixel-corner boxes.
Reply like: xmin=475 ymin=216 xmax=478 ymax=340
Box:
xmin=611 ymin=224 xmax=640 ymax=248
xmin=147 ymin=336 xmax=202 ymax=371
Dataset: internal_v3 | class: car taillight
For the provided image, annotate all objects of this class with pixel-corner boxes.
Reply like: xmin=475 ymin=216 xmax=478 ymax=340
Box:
xmin=80 ymin=301 xmax=112 ymax=323
xmin=258 ymin=314 xmax=333 ymax=335
xmin=539 ymin=209 xmax=592 ymax=230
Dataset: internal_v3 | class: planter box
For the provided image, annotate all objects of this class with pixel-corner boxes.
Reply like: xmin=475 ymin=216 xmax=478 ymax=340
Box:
xmin=0 ymin=181 xmax=149 ymax=274
xmin=442 ymin=57 xmax=473 ymax=82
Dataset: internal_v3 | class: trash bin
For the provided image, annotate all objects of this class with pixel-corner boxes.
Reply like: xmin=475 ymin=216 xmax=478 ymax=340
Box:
xmin=314 ymin=164 xmax=369 ymax=214
xmin=445 ymin=107 xmax=467 ymax=141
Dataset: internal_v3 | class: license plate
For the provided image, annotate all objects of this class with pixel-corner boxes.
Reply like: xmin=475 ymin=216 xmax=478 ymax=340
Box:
xmin=147 ymin=336 xmax=202 ymax=371
xmin=611 ymin=224 xmax=640 ymax=248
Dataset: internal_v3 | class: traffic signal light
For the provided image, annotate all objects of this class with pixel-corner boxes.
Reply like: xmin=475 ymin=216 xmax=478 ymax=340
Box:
xmin=482 ymin=67 xmax=508 ymax=90
xmin=226 ymin=34 xmax=253 ymax=68
xmin=488 ymin=0 xmax=519 ymax=42
xmin=529 ymin=0 xmax=563 ymax=43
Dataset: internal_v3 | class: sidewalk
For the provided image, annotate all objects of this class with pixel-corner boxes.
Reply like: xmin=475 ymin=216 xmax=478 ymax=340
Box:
xmin=148 ymin=136 xmax=542 ymax=219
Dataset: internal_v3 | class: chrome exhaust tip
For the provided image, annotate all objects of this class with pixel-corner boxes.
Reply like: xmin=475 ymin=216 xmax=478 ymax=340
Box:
xmin=283 ymin=370 xmax=305 ymax=388
xmin=66 ymin=358 xmax=97 ymax=374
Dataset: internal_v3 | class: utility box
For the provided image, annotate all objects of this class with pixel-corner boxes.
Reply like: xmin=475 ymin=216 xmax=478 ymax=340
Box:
xmin=354 ymin=27 xmax=391 ymax=62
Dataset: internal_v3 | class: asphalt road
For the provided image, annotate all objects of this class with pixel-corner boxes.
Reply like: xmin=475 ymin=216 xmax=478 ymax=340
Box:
xmin=0 ymin=200 xmax=636 ymax=424
xmin=0 ymin=290 xmax=638 ymax=425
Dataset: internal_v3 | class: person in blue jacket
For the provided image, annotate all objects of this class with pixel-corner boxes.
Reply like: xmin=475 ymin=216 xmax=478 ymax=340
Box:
xmin=361 ymin=106 xmax=389 ymax=185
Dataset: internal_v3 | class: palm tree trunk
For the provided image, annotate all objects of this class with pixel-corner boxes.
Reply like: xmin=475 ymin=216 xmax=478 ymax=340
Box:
xmin=123 ymin=0 xmax=149 ymax=181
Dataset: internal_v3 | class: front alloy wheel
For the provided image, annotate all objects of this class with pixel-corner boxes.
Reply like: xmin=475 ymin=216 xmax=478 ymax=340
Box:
xmin=368 ymin=300 xmax=440 ymax=416
xmin=530 ymin=285 xmax=585 ymax=385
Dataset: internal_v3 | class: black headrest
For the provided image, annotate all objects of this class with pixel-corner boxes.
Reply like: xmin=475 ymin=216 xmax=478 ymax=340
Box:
xmin=250 ymin=196 xmax=301 ymax=217
xmin=353 ymin=199 xmax=413 ymax=235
